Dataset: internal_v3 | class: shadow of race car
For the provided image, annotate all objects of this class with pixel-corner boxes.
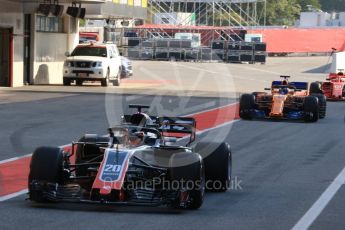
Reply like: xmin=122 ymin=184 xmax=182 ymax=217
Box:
xmin=28 ymin=105 xmax=232 ymax=210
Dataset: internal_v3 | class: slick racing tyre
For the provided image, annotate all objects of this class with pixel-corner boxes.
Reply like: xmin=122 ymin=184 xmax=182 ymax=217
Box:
xmin=169 ymin=152 xmax=205 ymax=210
xmin=304 ymin=96 xmax=319 ymax=122
xmin=311 ymin=93 xmax=326 ymax=119
xmin=309 ymin=82 xmax=323 ymax=94
xmin=195 ymin=142 xmax=232 ymax=192
xmin=28 ymin=147 xmax=64 ymax=202
xmin=239 ymin=94 xmax=255 ymax=120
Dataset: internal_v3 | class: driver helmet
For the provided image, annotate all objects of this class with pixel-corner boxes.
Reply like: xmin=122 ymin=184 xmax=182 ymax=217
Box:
xmin=282 ymin=80 xmax=288 ymax=85
xmin=279 ymin=87 xmax=289 ymax=95
xmin=128 ymin=131 xmax=145 ymax=146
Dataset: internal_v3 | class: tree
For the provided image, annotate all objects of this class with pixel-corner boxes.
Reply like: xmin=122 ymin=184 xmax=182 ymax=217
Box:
xmin=264 ymin=0 xmax=301 ymax=26
xmin=297 ymin=0 xmax=321 ymax=12
xmin=79 ymin=19 xmax=86 ymax=27
xmin=319 ymin=0 xmax=345 ymax=12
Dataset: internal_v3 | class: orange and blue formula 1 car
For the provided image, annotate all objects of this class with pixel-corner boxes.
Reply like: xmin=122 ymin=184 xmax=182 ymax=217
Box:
xmin=239 ymin=76 xmax=326 ymax=122
xmin=28 ymin=105 xmax=232 ymax=210
xmin=309 ymin=72 xmax=345 ymax=101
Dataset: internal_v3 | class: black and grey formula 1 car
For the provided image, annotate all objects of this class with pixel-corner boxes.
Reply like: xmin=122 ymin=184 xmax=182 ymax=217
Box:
xmin=28 ymin=105 xmax=232 ymax=209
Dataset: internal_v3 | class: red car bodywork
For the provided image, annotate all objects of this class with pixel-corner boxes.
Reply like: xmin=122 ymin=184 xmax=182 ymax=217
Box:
xmin=321 ymin=73 xmax=345 ymax=100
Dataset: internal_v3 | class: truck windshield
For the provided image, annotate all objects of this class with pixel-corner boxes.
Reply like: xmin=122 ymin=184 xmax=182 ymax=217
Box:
xmin=71 ymin=46 xmax=107 ymax=57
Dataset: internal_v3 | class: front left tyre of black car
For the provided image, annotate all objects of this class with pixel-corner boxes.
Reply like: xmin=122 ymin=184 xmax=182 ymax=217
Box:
xmin=28 ymin=146 xmax=64 ymax=202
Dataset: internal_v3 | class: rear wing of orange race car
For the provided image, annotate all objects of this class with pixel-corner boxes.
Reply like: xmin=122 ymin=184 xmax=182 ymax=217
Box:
xmin=272 ymin=81 xmax=308 ymax=90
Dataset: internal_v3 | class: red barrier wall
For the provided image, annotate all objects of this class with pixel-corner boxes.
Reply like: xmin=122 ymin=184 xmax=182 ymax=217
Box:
xmin=249 ymin=28 xmax=345 ymax=53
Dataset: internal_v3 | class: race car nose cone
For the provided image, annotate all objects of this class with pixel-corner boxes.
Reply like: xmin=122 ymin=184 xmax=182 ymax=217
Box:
xmin=100 ymin=185 xmax=112 ymax=196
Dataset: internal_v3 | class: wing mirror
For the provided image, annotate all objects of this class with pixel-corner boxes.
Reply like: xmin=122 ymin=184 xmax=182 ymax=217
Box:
xmin=65 ymin=51 xmax=70 ymax=57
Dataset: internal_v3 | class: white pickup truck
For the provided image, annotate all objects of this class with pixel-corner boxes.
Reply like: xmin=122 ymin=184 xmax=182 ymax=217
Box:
xmin=63 ymin=43 xmax=122 ymax=86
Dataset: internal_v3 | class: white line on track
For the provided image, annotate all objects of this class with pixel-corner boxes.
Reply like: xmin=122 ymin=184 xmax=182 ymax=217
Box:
xmin=291 ymin=166 xmax=345 ymax=230
xmin=196 ymin=118 xmax=239 ymax=135
xmin=0 ymin=154 xmax=32 ymax=165
xmin=184 ymin=102 xmax=238 ymax=117
xmin=0 ymin=189 xmax=28 ymax=202
xmin=0 ymin=144 xmax=71 ymax=165
xmin=177 ymin=118 xmax=239 ymax=143
xmin=0 ymin=146 xmax=71 ymax=201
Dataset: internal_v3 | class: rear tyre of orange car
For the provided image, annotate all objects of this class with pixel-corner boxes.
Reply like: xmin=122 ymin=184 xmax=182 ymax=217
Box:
xmin=304 ymin=96 xmax=319 ymax=122
xmin=169 ymin=152 xmax=205 ymax=209
xmin=312 ymin=94 xmax=326 ymax=119
xmin=195 ymin=142 xmax=232 ymax=192
xmin=239 ymin=94 xmax=255 ymax=120
xmin=28 ymin=147 xmax=64 ymax=202
xmin=309 ymin=82 xmax=323 ymax=94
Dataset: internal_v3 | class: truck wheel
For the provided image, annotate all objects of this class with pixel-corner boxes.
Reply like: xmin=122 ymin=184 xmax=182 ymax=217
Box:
xmin=195 ymin=142 xmax=232 ymax=192
xmin=239 ymin=94 xmax=255 ymax=120
xmin=101 ymin=69 xmax=110 ymax=87
xmin=101 ymin=78 xmax=109 ymax=87
xmin=113 ymin=70 xmax=121 ymax=86
xmin=113 ymin=78 xmax=120 ymax=86
xmin=28 ymin=147 xmax=64 ymax=202
xmin=120 ymin=65 xmax=127 ymax=78
xmin=169 ymin=152 xmax=205 ymax=209
xmin=76 ymin=79 xmax=83 ymax=86
xmin=63 ymin=78 xmax=71 ymax=86
xmin=309 ymin=82 xmax=323 ymax=94
xmin=304 ymin=96 xmax=319 ymax=122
